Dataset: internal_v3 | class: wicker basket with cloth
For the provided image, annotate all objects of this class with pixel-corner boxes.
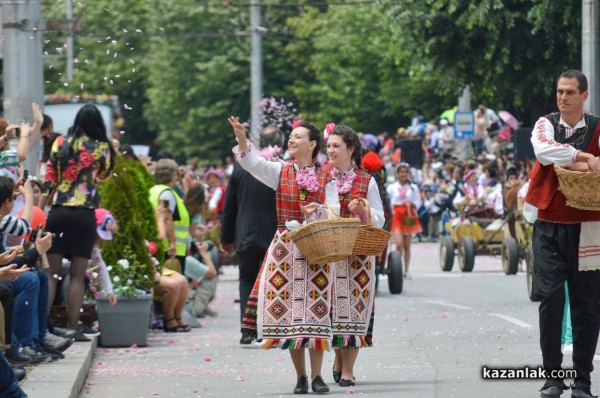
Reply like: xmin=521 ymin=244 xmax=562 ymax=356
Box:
xmin=352 ymin=198 xmax=390 ymax=256
xmin=287 ymin=205 xmax=361 ymax=264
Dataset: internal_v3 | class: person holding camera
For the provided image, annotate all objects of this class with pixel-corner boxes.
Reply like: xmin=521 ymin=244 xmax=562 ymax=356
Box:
xmin=42 ymin=104 xmax=116 ymax=336
xmin=0 ymin=176 xmax=55 ymax=366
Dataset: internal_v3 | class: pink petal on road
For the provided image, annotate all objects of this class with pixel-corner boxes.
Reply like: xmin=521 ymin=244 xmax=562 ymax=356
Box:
xmin=440 ymin=312 xmax=449 ymax=318
xmin=235 ymin=375 xmax=244 ymax=381
xmin=204 ymin=356 xmax=211 ymax=362
xmin=402 ymin=316 xmax=409 ymax=321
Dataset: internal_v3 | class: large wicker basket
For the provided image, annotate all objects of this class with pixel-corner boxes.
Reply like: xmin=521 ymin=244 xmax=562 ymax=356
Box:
xmin=287 ymin=206 xmax=361 ymax=264
xmin=352 ymin=198 xmax=391 ymax=256
xmin=554 ymin=164 xmax=600 ymax=211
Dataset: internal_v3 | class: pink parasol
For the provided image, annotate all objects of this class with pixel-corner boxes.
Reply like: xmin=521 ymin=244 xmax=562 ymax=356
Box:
xmin=499 ymin=111 xmax=519 ymax=130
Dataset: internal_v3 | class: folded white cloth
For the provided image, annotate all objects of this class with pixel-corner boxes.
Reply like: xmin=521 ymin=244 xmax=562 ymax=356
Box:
xmin=579 ymin=221 xmax=600 ymax=271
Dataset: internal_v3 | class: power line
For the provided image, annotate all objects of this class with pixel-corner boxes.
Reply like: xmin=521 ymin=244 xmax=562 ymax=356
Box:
xmin=252 ymin=0 xmax=376 ymax=6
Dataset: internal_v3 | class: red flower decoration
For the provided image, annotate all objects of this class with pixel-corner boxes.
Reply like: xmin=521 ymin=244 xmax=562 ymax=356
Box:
xmin=324 ymin=123 xmax=335 ymax=135
xmin=62 ymin=165 xmax=79 ymax=182
xmin=361 ymin=152 xmax=384 ymax=172
xmin=45 ymin=167 xmax=57 ymax=183
xmin=78 ymin=151 xmax=95 ymax=168
xmin=292 ymin=119 xmax=303 ymax=129
xmin=147 ymin=241 xmax=158 ymax=255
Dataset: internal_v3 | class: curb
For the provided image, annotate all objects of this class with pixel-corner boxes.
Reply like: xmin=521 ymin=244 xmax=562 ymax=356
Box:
xmin=23 ymin=337 xmax=97 ymax=398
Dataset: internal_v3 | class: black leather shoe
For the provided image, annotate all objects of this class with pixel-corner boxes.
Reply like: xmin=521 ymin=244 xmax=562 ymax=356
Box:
xmin=332 ymin=369 xmax=341 ymax=384
xmin=311 ymin=375 xmax=329 ymax=394
xmin=294 ymin=376 xmax=308 ymax=394
xmin=332 ymin=358 xmax=341 ymax=383
xmin=51 ymin=326 xmax=76 ymax=339
xmin=540 ymin=379 xmax=569 ymax=398
xmin=12 ymin=367 xmax=26 ymax=382
xmin=339 ymin=378 xmax=355 ymax=387
xmin=239 ymin=333 xmax=255 ymax=345
xmin=572 ymin=385 xmax=598 ymax=398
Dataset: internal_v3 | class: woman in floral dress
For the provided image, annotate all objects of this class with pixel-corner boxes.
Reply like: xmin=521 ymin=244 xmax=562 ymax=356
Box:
xmin=228 ymin=116 xmax=339 ymax=394
xmin=386 ymin=163 xmax=422 ymax=279
xmin=43 ymin=104 xmax=116 ymax=334
xmin=324 ymin=125 xmax=385 ymax=387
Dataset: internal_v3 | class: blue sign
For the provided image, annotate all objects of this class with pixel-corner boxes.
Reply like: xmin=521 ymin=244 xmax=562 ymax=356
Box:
xmin=454 ymin=111 xmax=475 ymax=140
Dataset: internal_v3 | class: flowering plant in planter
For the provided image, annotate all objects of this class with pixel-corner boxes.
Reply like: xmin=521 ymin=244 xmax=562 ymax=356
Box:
xmin=98 ymin=155 xmax=162 ymax=298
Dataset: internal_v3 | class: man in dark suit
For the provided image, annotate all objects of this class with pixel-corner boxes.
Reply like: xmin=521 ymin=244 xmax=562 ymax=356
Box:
xmin=220 ymin=125 xmax=284 ymax=344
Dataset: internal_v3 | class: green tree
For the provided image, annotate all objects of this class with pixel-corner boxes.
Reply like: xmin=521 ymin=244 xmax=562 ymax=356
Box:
xmin=42 ymin=0 xmax=154 ymax=144
xmin=99 ymin=156 xmax=156 ymax=295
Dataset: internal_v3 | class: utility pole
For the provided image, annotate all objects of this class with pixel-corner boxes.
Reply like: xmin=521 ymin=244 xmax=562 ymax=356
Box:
xmin=582 ymin=0 xmax=600 ymax=115
xmin=250 ymin=0 xmax=263 ymax=145
xmin=66 ymin=0 xmax=74 ymax=80
xmin=2 ymin=0 xmax=44 ymax=174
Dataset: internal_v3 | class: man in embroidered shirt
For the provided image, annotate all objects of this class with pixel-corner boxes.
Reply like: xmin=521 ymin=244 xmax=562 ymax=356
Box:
xmin=525 ymin=70 xmax=600 ymax=398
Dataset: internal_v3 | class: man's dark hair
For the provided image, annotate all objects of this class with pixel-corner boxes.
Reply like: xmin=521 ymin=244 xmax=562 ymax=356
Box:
xmin=41 ymin=114 xmax=53 ymax=131
xmin=0 ymin=176 xmax=14 ymax=204
xmin=259 ymin=125 xmax=284 ymax=149
xmin=506 ymin=167 xmax=518 ymax=179
xmin=155 ymin=151 xmax=175 ymax=161
xmin=559 ymin=69 xmax=588 ymax=93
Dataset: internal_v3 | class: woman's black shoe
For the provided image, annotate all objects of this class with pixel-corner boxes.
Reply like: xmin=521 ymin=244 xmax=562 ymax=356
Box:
xmin=311 ymin=375 xmax=330 ymax=394
xmin=339 ymin=378 xmax=355 ymax=387
xmin=294 ymin=376 xmax=308 ymax=394
xmin=332 ymin=358 xmax=341 ymax=383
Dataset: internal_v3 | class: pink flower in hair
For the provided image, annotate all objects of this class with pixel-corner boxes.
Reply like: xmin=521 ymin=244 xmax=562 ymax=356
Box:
xmin=323 ymin=123 xmax=335 ymax=141
xmin=292 ymin=119 xmax=303 ymax=129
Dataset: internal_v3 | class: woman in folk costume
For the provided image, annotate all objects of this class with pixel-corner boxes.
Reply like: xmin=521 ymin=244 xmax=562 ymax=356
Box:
xmin=386 ymin=163 xmax=422 ymax=279
xmin=452 ymin=168 xmax=486 ymax=212
xmin=324 ymin=125 xmax=385 ymax=387
xmin=228 ymin=116 xmax=340 ymax=395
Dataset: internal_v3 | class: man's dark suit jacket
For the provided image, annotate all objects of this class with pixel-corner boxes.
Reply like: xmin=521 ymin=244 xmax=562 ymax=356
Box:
xmin=221 ymin=163 xmax=278 ymax=253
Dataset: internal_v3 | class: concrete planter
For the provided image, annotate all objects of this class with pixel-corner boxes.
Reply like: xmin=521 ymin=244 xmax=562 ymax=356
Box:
xmin=96 ymin=294 xmax=152 ymax=347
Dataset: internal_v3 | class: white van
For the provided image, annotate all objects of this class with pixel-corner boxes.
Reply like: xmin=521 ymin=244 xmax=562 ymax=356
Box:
xmin=44 ymin=103 xmax=113 ymax=136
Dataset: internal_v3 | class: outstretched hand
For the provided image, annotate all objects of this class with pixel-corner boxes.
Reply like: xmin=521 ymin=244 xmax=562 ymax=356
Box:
xmin=228 ymin=116 xmax=248 ymax=150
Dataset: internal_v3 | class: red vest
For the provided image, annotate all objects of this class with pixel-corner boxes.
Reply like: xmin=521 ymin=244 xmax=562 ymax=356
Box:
xmin=215 ymin=186 xmax=226 ymax=216
xmin=276 ymin=163 xmax=328 ymax=225
xmin=525 ymin=113 xmax=600 ymax=223
xmin=324 ymin=164 xmax=371 ymax=218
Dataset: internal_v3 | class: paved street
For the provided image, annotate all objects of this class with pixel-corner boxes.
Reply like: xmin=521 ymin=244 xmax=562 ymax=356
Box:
xmin=26 ymin=241 xmax=591 ymax=397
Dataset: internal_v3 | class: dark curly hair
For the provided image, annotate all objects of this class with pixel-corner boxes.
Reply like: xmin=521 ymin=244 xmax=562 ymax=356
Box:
xmin=295 ymin=121 xmax=322 ymax=160
xmin=329 ymin=125 xmax=362 ymax=167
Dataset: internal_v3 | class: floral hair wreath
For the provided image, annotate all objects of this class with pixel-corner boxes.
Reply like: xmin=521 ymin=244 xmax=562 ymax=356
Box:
xmin=291 ymin=119 xmax=303 ymax=129
xmin=323 ymin=122 xmax=335 ymax=141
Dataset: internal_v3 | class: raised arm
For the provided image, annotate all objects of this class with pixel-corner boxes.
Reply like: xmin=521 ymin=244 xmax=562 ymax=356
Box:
xmin=228 ymin=116 xmax=281 ymax=189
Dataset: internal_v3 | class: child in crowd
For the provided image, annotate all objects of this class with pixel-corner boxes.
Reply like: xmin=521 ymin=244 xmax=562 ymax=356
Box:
xmin=86 ymin=208 xmax=118 ymax=306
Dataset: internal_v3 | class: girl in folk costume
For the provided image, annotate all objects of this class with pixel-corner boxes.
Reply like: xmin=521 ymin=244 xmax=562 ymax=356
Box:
xmin=324 ymin=125 xmax=385 ymax=387
xmin=452 ymin=169 xmax=486 ymax=213
xmin=228 ymin=117 xmax=340 ymax=395
xmin=386 ymin=163 xmax=422 ymax=280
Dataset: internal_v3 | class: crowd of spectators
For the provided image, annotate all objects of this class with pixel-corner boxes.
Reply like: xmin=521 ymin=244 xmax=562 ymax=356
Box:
xmin=0 ymin=101 xmax=530 ymax=396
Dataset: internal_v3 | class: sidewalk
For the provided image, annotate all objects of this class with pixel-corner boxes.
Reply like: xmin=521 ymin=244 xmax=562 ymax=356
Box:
xmin=22 ymin=337 xmax=97 ymax=398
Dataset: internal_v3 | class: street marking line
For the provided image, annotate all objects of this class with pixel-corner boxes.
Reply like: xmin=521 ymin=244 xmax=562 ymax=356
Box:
xmin=488 ymin=313 xmax=533 ymax=329
xmin=426 ymin=300 xmax=473 ymax=310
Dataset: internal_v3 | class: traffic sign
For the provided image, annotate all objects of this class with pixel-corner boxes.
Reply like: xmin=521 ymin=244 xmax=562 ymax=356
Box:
xmin=454 ymin=111 xmax=475 ymax=140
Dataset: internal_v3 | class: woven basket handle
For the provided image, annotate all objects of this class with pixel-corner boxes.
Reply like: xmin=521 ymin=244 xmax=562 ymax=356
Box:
xmin=322 ymin=203 xmax=341 ymax=220
xmin=356 ymin=198 xmax=371 ymax=226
